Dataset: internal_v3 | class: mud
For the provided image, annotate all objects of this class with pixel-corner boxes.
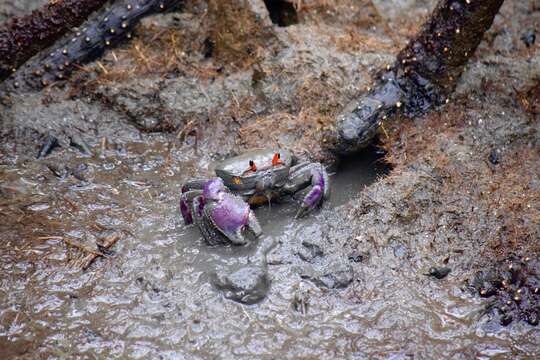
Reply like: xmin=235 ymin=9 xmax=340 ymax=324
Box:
xmin=1 ymin=0 xmax=539 ymax=358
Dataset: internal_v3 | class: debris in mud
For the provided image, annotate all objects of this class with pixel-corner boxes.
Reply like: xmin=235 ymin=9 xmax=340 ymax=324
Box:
xmin=471 ymin=257 xmax=540 ymax=327
xmin=40 ymin=232 xmax=122 ymax=270
xmin=301 ymin=260 xmax=353 ymax=289
xmin=46 ymin=163 xmax=88 ymax=181
xmin=81 ymin=232 xmax=121 ymax=270
xmin=212 ymin=265 xmax=270 ymax=305
xmin=69 ymin=134 xmax=92 ymax=156
xmin=488 ymin=148 xmax=500 ymax=165
xmin=518 ymin=81 xmax=540 ymax=115
xmin=37 ymin=134 xmax=60 ymax=158
xmin=520 ymin=29 xmax=536 ymax=48
xmin=297 ymin=238 xmax=324 ymax=263
xmin=347 ymin=251 xmax=367 ymax=263
xmin=291 ymin=286 xmax=310 ymax=315
xmin=426 ymin=266 xmax=451 ymax=279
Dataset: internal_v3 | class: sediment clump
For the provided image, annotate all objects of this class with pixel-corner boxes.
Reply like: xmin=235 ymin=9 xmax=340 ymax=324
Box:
xmin=471 ymin=257 xmax=540 ymax=326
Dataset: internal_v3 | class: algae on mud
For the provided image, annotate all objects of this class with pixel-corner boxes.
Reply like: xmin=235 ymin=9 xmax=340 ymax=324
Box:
xmin=1 ymin=0 xmax=539 ymax=358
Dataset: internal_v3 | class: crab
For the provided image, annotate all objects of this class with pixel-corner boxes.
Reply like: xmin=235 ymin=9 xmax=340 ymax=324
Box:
xmin=180 ymin=149 xmax=330 ymax=245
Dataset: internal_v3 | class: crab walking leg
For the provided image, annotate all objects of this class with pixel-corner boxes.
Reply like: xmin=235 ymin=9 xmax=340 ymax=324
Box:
xmin=247 ymin=210 xmax=263 ymax=238
xmin=329 ymin=0 xmax=505 ymax=154
xmin=283 ymin=162 xmax=329 ymax=218
xmin=180 ymin=179 xmax=208 ymax=224
xmin=179 ymin=189 xmax=203 ymax=225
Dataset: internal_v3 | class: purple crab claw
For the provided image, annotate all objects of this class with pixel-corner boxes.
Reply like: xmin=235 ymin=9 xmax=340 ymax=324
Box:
xmin=182 ymin=178 xmax=262 ymax=245
xmin=295 ymin=165 xmax=329 ymax=218
xmin=206 ymin=195 xmax=261 ymax=245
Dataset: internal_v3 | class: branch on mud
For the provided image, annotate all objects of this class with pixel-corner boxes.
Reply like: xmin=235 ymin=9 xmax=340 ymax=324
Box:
xmin=329 ymin=0 xmax=505 ymax=154
xmin=2 ymin=0 xmax=184 ymax=92
xmin=80 ymin=233 xmax=121 ymax=270
xmin=0 ymin=0 xmax=110 ymax=81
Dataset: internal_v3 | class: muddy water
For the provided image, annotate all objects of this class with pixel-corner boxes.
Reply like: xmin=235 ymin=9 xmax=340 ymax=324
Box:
xmin=0 ymin=140 xmax=538 ymax=359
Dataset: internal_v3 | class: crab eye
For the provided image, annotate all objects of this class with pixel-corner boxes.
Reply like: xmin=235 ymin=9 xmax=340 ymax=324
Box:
xmin=248 ymin=160 xmax=257 ymax=171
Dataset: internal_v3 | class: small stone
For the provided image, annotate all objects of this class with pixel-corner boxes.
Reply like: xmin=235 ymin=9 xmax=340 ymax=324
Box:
xmin=297 ymin=239 xmax=323 ymax=262
xmin=500 ymin=314 xmax=512 ymax=326
xmin=212 ymin=266 xmax=270 ymax=305
xmin=521 ymin=29 xmax=536 ymax=48
xmin=488 ymin=149 xmax=500 ymax=165
xmin=427 ymin=267 xmax=451 ymax=279
xmin=527 ymin=312 xmax=539 ymax=326
xmin=302 ymin=261 xmax=353 ymax=289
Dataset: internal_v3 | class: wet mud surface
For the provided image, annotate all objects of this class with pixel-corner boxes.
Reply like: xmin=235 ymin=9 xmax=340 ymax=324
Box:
xmin=1 ymin=0 xmax=539 ymax=358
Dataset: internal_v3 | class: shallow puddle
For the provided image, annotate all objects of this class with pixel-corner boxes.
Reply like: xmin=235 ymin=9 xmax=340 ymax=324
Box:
xmin=0 ymin=141 xmax=538 ymax=358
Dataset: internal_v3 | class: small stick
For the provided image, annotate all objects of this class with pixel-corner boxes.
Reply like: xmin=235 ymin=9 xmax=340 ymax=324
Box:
xmin=63 ymin=237 xmax=105 ymax=256
xmin=81 ymin=233 xmax=121 ymax=270
xmin=63 ymin=196 xmax=79 ymax=212
xmin=36 ymin=236 xmax=63 ymax=241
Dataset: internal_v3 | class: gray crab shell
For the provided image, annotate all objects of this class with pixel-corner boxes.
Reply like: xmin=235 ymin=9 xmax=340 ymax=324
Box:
xmin=213 ymin=149 xmax=294 ymax=192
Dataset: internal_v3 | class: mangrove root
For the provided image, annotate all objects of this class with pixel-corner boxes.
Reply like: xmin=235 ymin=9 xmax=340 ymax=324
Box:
xmin=330 ymin=0 xmax=505 ymax=154
xmin=2 ymin=0 xmax=184 ymax=92
xmin=0 ymin=0 xmax=110 ymax=81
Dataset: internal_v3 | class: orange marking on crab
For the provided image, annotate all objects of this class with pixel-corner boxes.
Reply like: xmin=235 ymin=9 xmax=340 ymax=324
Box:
xmin=272 ymin=153 xmax=284 ymax=166
xmin=248 ymin=195 xmax=270 ymax=206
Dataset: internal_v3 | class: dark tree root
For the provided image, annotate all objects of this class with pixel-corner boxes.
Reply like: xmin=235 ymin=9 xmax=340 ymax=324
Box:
xmin=0 ymin=0 xmax=111 ymax=82
xmin=1 ymin=0 xmax=183 ymax=93
xmin=329 ymin=0 xmax=505 ymax=155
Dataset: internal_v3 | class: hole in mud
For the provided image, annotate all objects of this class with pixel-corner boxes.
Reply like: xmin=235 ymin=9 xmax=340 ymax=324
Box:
xmin=263 ymin=0 xmax=299 ymax=27
xmin=328 ymin=145 xmax=391 ymax=206
xmin=247 ymin=145 xmax=391 ymax=236
xmin=201 ymin=37 xmax=215 ymax=58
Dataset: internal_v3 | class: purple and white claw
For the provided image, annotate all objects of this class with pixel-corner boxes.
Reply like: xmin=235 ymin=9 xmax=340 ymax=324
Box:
xmin=296 ymin=166 xmax=328 ymax=218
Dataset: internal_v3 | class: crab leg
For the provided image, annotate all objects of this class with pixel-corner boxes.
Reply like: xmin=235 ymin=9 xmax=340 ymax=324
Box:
xmin=247 ymin=211 xmax=263 ymax=238
xmin=180 ymin=190 xmax=203 ymax=225
xmin=179 ymin=179 xmax=207 ymax=225
xmin=284 ymin=162 xmax=329 ymax=218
